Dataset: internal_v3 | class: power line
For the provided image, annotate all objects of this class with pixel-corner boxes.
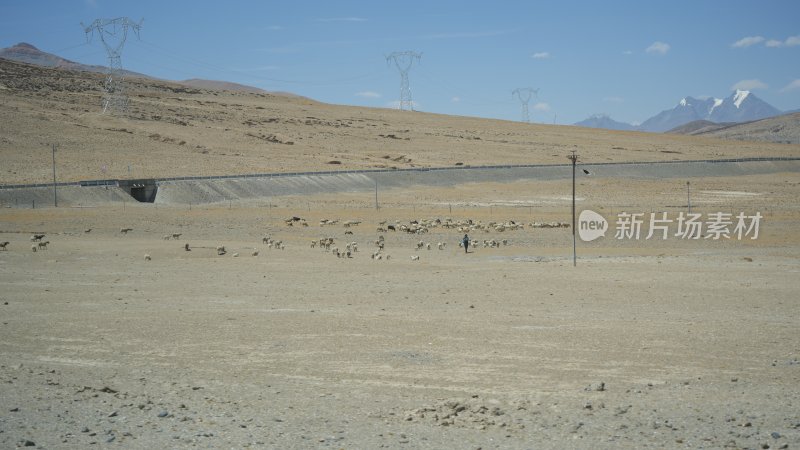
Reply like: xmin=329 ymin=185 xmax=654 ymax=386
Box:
xmin=132 ymin=39 xmax=383 ymax=88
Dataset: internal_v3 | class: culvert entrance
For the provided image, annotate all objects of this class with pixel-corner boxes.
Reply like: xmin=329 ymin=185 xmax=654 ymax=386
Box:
xmin=118 ymin=179 xmax=158 ymax=202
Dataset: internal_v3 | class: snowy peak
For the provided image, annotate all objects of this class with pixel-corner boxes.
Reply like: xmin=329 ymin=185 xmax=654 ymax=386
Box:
xmin=708 ymin=98 xmax=723 ymax=115
xmin=639 ymin=91 xmax=782 ymax=132
xmin=733 ymin=90 xmax=750 ymax=108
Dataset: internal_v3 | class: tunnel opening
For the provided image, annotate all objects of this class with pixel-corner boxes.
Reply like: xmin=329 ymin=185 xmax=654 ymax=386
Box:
xmin=118 ymin=179 xmax=158 ymax=203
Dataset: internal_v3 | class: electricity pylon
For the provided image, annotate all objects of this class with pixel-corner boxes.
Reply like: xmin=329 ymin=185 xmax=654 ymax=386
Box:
xmin=512 ymin=87 xmax=538 ymax=123
xmin=386 ymin=51 xmax=422 ymax=111
xmin=82 ymin=17 xmax=143 ymax=113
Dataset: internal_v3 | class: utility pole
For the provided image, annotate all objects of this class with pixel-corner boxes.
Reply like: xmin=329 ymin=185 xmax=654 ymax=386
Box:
xmin=374 ymin=179 xmax=379 ymax=210
xmin=512 ymin=87 xmax=538 ymax=123
xmin=686 ymin=181 xmax=691 ymax=214
xmin=568 ymin=150 xmax=578 ymax=267
xmin=52 ymin=143 xmax=58 ymax=207
xmin=386 ymin=51 xmax=422 ymax=111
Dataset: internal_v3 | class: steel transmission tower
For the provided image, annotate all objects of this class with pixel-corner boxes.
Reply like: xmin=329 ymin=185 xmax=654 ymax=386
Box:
xmin=386 ymin=51 xmax=422 ymax=111
xmin=82 ymin=17 xmax=143 ymax=114
xmin=512 ymin=87 xmax=538 ymax=123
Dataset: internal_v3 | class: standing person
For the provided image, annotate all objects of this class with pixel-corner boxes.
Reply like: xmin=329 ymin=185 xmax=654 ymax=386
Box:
xmin=462 ymin=234 xmax=470 ymax=253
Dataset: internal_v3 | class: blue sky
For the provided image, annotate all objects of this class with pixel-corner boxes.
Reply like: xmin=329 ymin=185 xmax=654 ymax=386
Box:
xmin=1 ymin=0 xmax=799 ymax=125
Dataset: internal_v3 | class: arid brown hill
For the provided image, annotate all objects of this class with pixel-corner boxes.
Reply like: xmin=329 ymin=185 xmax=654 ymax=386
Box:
xmin=668 ymin=114 xmax=800 ymax=145
xmin=1 ymin=57 xmax=798 ymax=185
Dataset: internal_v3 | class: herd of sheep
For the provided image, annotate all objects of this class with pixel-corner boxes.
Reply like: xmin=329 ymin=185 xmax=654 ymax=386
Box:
xmin=0 ymin=215 xmax=569 ymax=262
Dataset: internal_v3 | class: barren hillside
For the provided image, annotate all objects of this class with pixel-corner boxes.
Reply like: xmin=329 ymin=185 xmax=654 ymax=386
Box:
xmin=1 ymin=58 xmax=798 ymax=185
xmin=693 ymin=112 xmax=800 ymax=145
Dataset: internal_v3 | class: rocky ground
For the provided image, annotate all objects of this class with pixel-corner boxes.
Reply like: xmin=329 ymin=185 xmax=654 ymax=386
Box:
xmin=1 ymin=174 xmax=798 ymax=449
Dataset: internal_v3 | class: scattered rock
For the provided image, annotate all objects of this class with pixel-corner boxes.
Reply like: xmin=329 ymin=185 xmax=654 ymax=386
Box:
xmin=157 ymin=411 xmax=169 ymax=418
xmin=585 ymin=381 xmax=605 ymax=392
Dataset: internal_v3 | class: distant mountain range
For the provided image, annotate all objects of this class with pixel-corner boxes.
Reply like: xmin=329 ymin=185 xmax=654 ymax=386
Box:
xmin=669 ymin=112 xmax=800 ymax=145
xmin=574 ymin=114 xmax=638 ymax=131
xmin=0 ymin=42 xmax=151 ymax=79
xmin=0 ymin=42 xmax=275 ymax=95
xmin=576 ymin=90 xmax=790 ymax=133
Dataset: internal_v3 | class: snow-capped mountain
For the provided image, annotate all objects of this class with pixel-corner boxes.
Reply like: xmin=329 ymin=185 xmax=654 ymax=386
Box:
xmin=638 ymin=90 xmax=782 ymax=132
xmin=575 ymin=90 xmax=786 ymax=133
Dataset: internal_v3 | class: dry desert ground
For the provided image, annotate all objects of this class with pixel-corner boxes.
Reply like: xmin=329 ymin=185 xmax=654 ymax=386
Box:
xmin=1 ymin=173 xmax=800 ymax=449
xmin=1 ymin=58 xmax=800 ymax=449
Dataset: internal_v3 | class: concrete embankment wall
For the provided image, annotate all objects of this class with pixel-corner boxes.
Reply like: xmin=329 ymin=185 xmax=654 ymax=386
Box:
xmin=154 ymin=160 xmax=800 ymax=205
xmin=2 ymin=159 xmax=799 ymax=207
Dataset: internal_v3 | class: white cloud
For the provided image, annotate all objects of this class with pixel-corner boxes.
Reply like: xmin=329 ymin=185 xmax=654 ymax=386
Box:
xmin=731 ymin=79 xmax=768 ymax=91
xmin=531 ymin=52 xmax=550 ymax=59
xmin=781 ymin=79 xmax=800 ymax=92
xmin=533 ymin=102 xmax=550 ymax=112
xmin=645 ymin=41 xmax=670 ymax=55
xmin=749 ymin=35 xmax=800 ymax=48
xmin=451 ymin=96 xmax=461 ymax=103
xmin=356 ymin=91 xmax=381 ymax=98
xmin=603 ymin=96 xmax=624 ymax=103
xmin=265 ymin=25 xmax=285 ymax=31
xmin=770 ymin=35 xmax=800 ymax=47
xmin=622 ymin=50 xmax=633 ymax=55
xmin=732 ymin=36 xmax=765 ymax=48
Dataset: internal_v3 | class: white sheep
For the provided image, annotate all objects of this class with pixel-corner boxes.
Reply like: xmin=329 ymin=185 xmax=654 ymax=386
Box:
xmin=31 ymin=244 xmax=37 ymax=252
xmin=437 ymin=242 xmax=446 ymax=250
xmin=120 ymin=228 xmax=133 ymax=234
xmin=216 ymin=246 xmax=226 ymax=256
xmin=37 ymin=241 xmax=49 ymax=250
xmin=411 ymin=255 xmax=420 ymax=261
xmin=171 ymin=233 xmax=182 ymax=240
xmin=252 ymin=250 xmax=259 ymax=257
xmin=144 ymin=254 xmax=151 ymax=261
